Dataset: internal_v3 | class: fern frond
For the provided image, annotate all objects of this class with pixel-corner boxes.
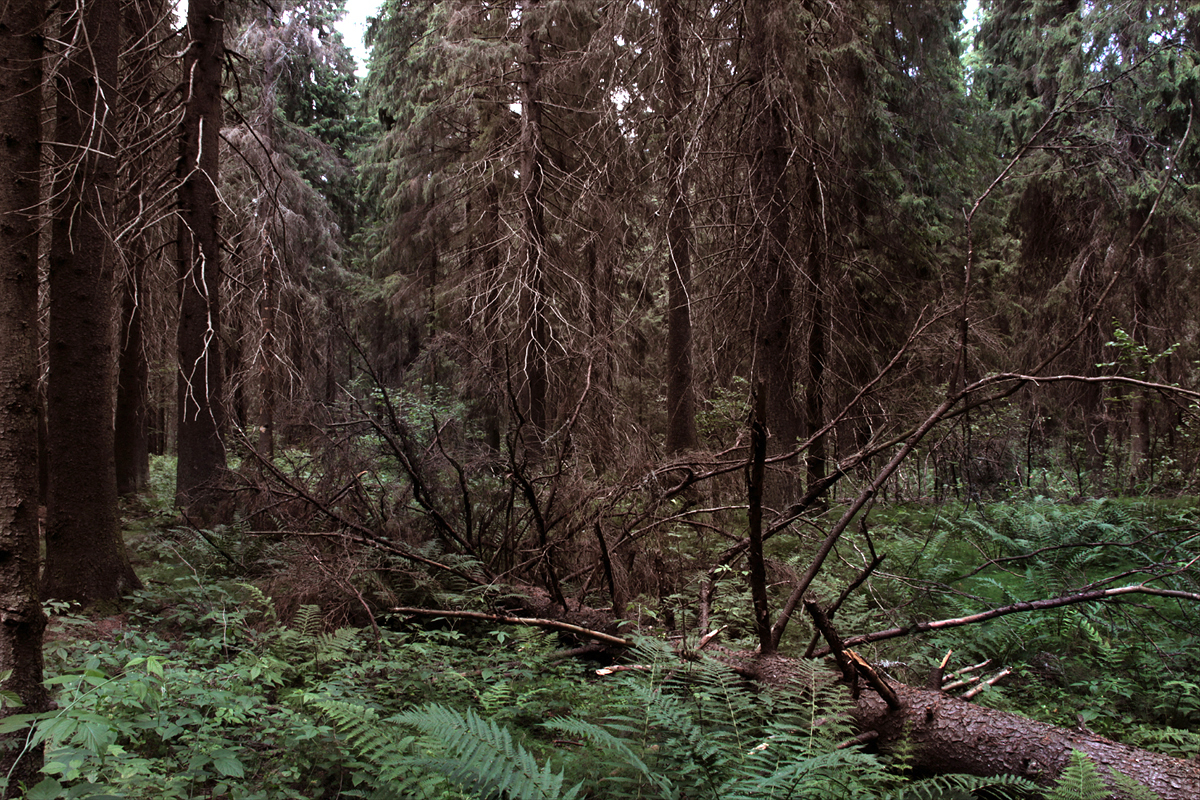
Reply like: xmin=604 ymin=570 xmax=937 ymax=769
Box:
xmin=479 ymin=680 xmax=513 ymax=719
xmin=397 ymin=703 xmax=580 ymax=800
xmin=543 ymin=716 xmax=674 ymax=798
xmin=307 ymin=697 xmax=423 ymax=798
xmin=293 ymin=605 xmax=323 ymax=639
xmin=721 ymin=746 xmax=882 ymax=799
xmin=882 ymin=772 xmax=1039 ymax=800
xmin=1045 ymin=750 xmax=1111 ymax=800
xmin=1109 ymin=768 xmax=1162 ymax=800
xmin=309 ymin=698 xmax=413 ymax=770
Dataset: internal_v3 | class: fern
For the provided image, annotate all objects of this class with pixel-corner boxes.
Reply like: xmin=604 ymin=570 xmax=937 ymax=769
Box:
xmin=1108 ymin=769 xmax=1162 ymax=800
xmin=1044 ymin=749 xmax=1159 ymax=800
xmin=310 ymin=696 xmax=580 ymax=800
xmin=1044 ymin=750 xmax=1112 ymax=800
xmin=882 ymin=773 xmax=1038 ymax=800
xmin=542 ymin=716 xmax=674 ymax=798
xmin=397 ymin=703 xmax=581 ymax=800
xmin=478 ymin=680 xmax=514 ymax=719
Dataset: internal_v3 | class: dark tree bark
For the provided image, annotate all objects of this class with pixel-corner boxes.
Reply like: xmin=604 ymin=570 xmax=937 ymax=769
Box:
xmin=803 ymin=168 xmax=827 ymax=495
xmin=115 ymin=253 xmax=150 ymax=496
xmin=43 ymin=0 xmax=142 ymax=603
xmin=258 ymin=247 xmax=277 ymax=460
xmin=746 ymin=389 xmax=772 ymax=653
xmin=744 ymin=0 xmax=800 ymax=458
xmin=0 ymin=0 xmax=53 ymax=787
xmin=480 ymin=185 xmax=504 ymax=452
xmin=176 ymin=0 xmax=227 ymax=510
xmin=584 ymin=232 xmax=617 ymax=463
xmin=114 ymin=0 xmax=167 ymax=496
xmin=517 ymin=0 xmax=549 ymax=441
xmin=848 ymin=679 xmax=1200 ymax=799
xmin=661 ymin=0 xmax=697 ymax=454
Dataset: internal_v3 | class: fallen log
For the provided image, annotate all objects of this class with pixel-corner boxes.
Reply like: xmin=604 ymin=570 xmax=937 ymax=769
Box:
xmin=755 ymin=654 xmax=1200 ymax=800
xmin=401 ymin=592 xmax=1200 ymax=797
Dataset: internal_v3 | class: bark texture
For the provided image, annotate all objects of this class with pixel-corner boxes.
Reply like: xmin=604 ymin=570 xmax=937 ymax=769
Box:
xmin=114 ymin=0 xmax=164 ymax=496
xmin=518 ymin=0 xmax=549 ymax=440
xmin=43 ymin=0 xmax=142 ymax=603
xmin=176 ymin=0 xmax=228 ymax=510
xmin=744 ymin=0 xmax=800 ymax=458
xmin=0 ymin=0 xmax=53 ymax=785
xmin=850 ymin=679 xmax=1200 ymax=799
xmin=116 ymin=255 xmax=150 ymax=496
xmin=493 ymin=591 xmax=1200 ymax=798
xmin=661 ymin=0 xmax=697 ymax=454
xmin=748 ymin=651 xmax=1200 ymax=798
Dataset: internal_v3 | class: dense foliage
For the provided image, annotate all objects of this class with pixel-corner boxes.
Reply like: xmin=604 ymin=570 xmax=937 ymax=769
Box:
xmin=2 ymin=471 xmax=1194 ymax=798
xmin=6 ymin=0 xmax=1200 ymax=796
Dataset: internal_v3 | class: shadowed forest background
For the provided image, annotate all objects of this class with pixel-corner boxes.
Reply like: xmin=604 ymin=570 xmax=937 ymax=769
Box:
xmin=3 ymin=0 xmax=1200 ymax=796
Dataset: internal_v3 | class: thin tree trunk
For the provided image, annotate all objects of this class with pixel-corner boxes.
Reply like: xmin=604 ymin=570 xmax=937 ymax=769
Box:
xmin=662 ymin=0 xmax=697 ymax=454
xmin=518 ymin=0 xmax=549 ymax=441
xmin=114 ymin=0 xmax=164 ymax=497
xmin=746 ymin=389 xmax=772 ymax=653
xmin=584 ymin=238 xmax=616 ymax=463
xmin=1128 ymin=294 xmax=1151 ymax=490
xmin=176 ymin=0 xmax=227 ymax=511
xmin=258 ymin=254 xmax=276 ymax=459
xmin=0 ymin=0 xmax=53 ymax=784
xmin=745 ymin=0 xmax=800 ymax=460
xmin=1079 ymin=253 xmax=1108 ymax=486
xmin=804 ymin=168 xmax=827 ymax=497
xmin=44 ymin=0 xmax=143 ymax=603
xmin=116 ymin=251 xmax=150 ymax=495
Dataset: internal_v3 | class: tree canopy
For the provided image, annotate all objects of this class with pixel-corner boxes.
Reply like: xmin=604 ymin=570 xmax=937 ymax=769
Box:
xmin=3 ymin=0 xmax=1200 ymax=796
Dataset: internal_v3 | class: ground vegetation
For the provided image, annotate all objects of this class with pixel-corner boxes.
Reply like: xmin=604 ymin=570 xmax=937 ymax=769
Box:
xmin=4 ymin=0 xmax=1200 ymax=796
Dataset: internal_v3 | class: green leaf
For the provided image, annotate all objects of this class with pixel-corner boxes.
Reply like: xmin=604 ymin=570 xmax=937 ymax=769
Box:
xmin=0 ymin=712 xmax=42 ymax=734
xmin=212 ymin=748 xmax=246 ymax=778
xmin=25 ymin=778 xmax=62 ymax=800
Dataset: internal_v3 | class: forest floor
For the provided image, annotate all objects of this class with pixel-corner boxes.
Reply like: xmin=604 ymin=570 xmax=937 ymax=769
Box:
xmin=22 ymin=469 xmax=1200 ymax=799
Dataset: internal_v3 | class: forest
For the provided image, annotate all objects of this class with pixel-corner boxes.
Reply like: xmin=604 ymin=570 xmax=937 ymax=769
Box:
xmin=3 ymin=0 xmax=1200 ymax=796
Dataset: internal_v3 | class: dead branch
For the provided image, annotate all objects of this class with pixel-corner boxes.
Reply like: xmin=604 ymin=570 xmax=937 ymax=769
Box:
xmin=389 ymin=606 xmax=630 ymax=647
xmin=813 ymin=582 xmax=1200 ymax=657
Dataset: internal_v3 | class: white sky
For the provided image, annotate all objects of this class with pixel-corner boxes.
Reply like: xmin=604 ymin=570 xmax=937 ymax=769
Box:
xmin=340 ymin=0 xmax=381 ymax=75
xmin=337 ymin=0 xmax=983 ymax=77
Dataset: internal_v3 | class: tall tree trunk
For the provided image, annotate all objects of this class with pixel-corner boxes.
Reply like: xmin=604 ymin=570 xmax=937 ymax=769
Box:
xmin=115 ymin=257 xmax=150 ymax=496
xmin=1127 ymin=259 xmax=1152 ymax=490
xmin=518 ymin=0 xmax=549 ymax=441
xmin=0 ymin=0 xmax=53 ymax=785
xmin=661 ymin=0 xmax=697 ymax=454
xmin=482 ymin=186 xmax=504 ymax=452
xmin=585 ymin=229 xmax=616 ymax=464
xmin=257 ymin=257 xmax=276 ymax=459
xmin=114 ymin=0 xmax=164 ymax=497
xmin=1079 ymin=252 xmax=1108 ymax=487
xmin=745 ymin=0 xmax=800 ymax=461
xmin=43 ymin=0 xmax=142 ymax=603
xmin=176 ymin=0 xmax=227 ymax=510
xmin=804 ymin=168 xmax=827 ymax=495
xmin=256 ymin=50 xmax=278 ymax=460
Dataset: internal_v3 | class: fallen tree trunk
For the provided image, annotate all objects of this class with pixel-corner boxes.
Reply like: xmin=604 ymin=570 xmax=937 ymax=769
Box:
xmin=754 ymin=654 xmax=1200 ymax=800
xmin=424 ymin=596 xmax=1200 ymax=799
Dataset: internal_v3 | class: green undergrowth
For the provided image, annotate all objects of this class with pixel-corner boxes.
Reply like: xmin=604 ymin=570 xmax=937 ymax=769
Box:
xmin=10 ymin=483 xmax=1196 ymax=798
xmin=861 ymin=497 xmax=1200 ymax=757
xmin=13 ymin=578 xmax=1061 ymax=800
xmin=10 ymin=575 xmax=1044 ymax=800
xmin=16 ymin=576 xmax=604 ymax=799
